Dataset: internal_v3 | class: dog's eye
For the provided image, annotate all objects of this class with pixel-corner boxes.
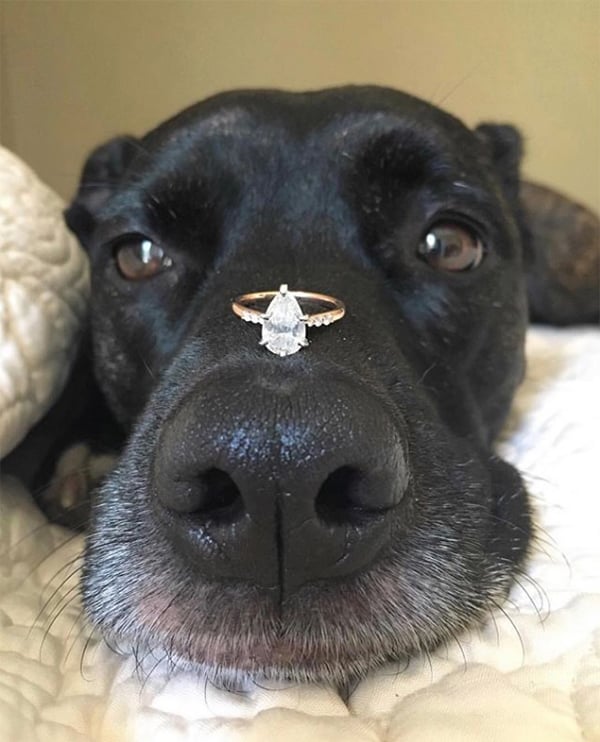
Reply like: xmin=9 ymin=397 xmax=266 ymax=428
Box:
xmin=418 ymin=223 xmax=484 ymax=271
xmin=114 ymin=237 xmax=174 ymax=280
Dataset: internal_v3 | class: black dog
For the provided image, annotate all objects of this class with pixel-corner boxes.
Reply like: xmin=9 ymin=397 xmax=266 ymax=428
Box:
xmin=5 ymin=86 xmax=598 ymax=686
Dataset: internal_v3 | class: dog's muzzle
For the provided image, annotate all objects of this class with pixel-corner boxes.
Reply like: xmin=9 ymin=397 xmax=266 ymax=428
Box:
xmin=232 ymin=284 xmax=345 ymax=356
xmin=151 ymin=366 xmax=408 ymax=595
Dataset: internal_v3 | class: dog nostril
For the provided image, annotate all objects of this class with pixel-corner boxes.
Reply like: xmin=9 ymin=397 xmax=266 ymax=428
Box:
xmin=165 ymin=467 xmax=244 ymax=521
xmin=196 ymin=468 xmax=242 ymax=515
xmin=315 ymin=465 xmax=371 ymax=525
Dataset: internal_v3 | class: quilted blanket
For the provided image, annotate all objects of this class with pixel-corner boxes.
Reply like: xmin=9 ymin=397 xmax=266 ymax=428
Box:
xmin=0 ymin=146 xmax=599 ymax=740
xmin=0 ymin=327 xmax=598 ymax=741
xmin=0 ymin=147 xmax=88 ymax=460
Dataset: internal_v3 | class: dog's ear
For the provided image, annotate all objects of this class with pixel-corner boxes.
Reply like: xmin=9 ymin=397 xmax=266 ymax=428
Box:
xmin=65 ymin=135 xmax=140 ymax=245
xmin=519 ymin=181 xmax=599 ymax=325
xmin=476 ymin=123 xmax=599 ymax=325
xmin=475 ymin=123 xmax=523 ymax=203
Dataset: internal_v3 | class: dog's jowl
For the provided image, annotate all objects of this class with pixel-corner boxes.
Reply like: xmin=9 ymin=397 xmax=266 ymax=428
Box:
xmin=7 ymin=86 xmax=599 ymax=685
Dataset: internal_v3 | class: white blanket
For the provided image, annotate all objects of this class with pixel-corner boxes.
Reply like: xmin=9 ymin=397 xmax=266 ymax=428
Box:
xmin=0 ymin=147 xmax=88 ymax=460
xmin=1 ymin=326 xmax=599 ymax=742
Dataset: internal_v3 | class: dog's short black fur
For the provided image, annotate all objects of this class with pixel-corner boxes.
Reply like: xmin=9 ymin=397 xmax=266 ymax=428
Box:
xmin=5 ymin=86 xmax=599 ymax=686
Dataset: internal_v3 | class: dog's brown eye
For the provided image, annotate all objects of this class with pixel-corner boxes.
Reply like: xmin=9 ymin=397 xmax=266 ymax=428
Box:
xmin=115 ymin=238 xmax=173 ymax=280
xmin=418 ymin=223 xmax=484 ymax=271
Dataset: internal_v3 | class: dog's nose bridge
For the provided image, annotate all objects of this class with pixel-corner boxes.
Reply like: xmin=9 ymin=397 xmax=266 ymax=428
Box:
xmin=180 ymin=254 xmax=402 ymax=380
xmin=201 ymin=149 xmax=369 ymax=285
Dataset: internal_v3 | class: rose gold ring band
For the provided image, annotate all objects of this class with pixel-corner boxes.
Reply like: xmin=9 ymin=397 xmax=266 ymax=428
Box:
xmin=232 ymin=288 xmax=345 ymax=327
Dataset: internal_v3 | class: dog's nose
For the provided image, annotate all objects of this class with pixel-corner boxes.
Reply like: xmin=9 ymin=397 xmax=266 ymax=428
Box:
xmin=152 ymin=370 xmax=408 ymax=595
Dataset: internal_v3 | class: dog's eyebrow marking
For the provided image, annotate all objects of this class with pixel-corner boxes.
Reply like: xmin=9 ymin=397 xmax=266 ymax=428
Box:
xmin=447 ymin=179 xmax=503 ymax=217
xmin=450 ymin=180 xmax=488 ymax=201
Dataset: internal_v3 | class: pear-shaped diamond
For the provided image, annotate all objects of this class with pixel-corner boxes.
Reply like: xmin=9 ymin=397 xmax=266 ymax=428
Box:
xmin=260 ymin=284 xmax=307 ymax=356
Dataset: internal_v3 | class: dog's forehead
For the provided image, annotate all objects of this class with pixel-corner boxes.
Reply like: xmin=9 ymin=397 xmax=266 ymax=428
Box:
xmin=97 ymin=87 xmax=503 ymax=249
xmin=142 ymin=86 xmax=475 ymax=163
xmin=119 ymin=88 xmax=489 ymax=229
xmin=150 ymin=86 xmax=463 ymax=130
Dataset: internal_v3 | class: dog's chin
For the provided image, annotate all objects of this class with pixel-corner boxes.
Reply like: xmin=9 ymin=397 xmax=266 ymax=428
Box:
xmin=97 ymin=623 xmax=391 ymax=688
xmin=83 ymin=549 xmax=517 ymax=687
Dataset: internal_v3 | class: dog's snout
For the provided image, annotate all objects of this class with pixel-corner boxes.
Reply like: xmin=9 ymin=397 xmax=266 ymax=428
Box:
xmin=152 ymin=370 xmax=408 ymax=594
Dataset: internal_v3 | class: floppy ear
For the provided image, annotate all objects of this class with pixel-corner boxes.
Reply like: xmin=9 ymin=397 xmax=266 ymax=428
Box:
xmin=475 ymin=123 xmax=523 ymax=204
xmin=475 ymin=123 xmax=599 ymax=326
xmin=65 ymin=135 xmax=141 ymax=245
xmin=519 ymin=181 xmax=599 ymax=325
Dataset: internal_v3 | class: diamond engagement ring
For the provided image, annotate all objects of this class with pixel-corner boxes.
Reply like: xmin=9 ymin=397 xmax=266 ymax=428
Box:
xmin=232 ymin=284 xmax=345 ymax=357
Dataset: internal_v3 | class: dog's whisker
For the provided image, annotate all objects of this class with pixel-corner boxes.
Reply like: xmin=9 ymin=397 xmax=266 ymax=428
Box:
xmin=0 ymin=518 xmax=56 ymax=560
xmin=531 ymin=522 xmax=571 ymax=561
xmin=467 ymin=499 xmax=566 ymax=565
xmin=27 ymin=561 xmax=82 ymax=643
xmin=448 ymin=628 xmax=469 ymax=674
xmin=41 ymin=581 xmax=81 ymax=633
xmin=387 ymin=655 xmax=411 ymax=680
xmin=249 ymin=675 xmax=286 ymax=693
xmin=488 ymin=597 xmax=526 ymax=665
xmin=139 ymin=652 xmax=167 ymax=697
xmin=0 ymin=494 xmax=89 ymax=560
xmin=79 ymin=628 xmax=101 ymax=681
xmin=63 ymin=608 xmax=91 ymax=668
xmin=39 ymin=586 xmax=81 ymax=661
xmin=483 ymin=606 xmax=502 ymax=647
xmin=512 ymin=569 xmax=553 ymax=622
xmin=518 ymin=471 xmax=556 ymax=490
xmin=23 ymin=530 xmax=84 ymax=583
xmin=431 ymin=63 xmax=484 ymax=107
xmin=203 ymin=673 xmax=211 ymax=709
xmin=511 ymin=575 xmax=546 ymax=623
xmin=138 ymin=645 xmax=159 ymax=687
xmin=415 ymin=643 xmax=434 ymax=685
xmin=143 ymin=592 xmax=181 ymax=646
xmin=132 ymin=640 xmax=145 ymax=683
xmin=38 ymin=554 xmax=84 ymax=611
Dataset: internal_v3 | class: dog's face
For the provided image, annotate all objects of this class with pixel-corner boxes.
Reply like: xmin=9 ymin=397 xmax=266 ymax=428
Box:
xmin=67 ymin=86 xmax=533 ymax=685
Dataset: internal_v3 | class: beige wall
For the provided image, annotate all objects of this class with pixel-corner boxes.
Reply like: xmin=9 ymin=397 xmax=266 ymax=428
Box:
xmin=1 ymin=0 xmax=598 ymax=210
